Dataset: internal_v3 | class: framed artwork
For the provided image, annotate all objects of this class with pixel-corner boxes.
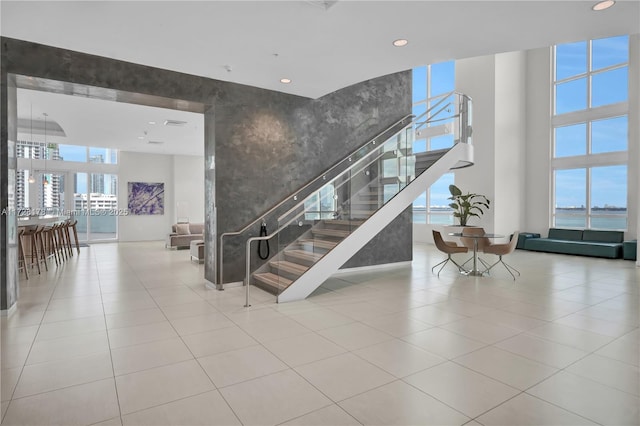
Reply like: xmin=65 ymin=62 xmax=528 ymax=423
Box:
xmin=128 ymin=182 xmax=164 ymax=215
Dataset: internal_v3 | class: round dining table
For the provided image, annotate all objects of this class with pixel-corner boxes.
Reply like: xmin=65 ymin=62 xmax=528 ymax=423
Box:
xmin=448 ymin=232 xmax=504 ymax=276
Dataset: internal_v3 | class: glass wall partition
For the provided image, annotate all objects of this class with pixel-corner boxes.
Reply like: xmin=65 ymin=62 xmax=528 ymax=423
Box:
xmin=72 ymin=172 xmax=118 ymax=241
xmin=73 ymin=172 xmax=89 ymax=241
xmin=88 ymin=173 xmax=118 ymax=240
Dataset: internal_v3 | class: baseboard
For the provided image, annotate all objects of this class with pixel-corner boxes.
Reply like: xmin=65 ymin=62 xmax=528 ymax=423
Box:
xmin=1 ymin=303 xmax=17 ymax=317
xmin=205 ymin=279 xmax=243 ymax=290
xmin=334 ymin=260 xmax=412 ymax=276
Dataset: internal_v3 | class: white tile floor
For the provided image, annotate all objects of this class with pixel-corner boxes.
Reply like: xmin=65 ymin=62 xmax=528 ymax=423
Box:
xmin=1 ymin=241 xmax=638 ymax=426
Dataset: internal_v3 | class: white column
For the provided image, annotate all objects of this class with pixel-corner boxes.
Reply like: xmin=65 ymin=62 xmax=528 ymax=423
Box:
xmin=629 ymin=34 xmax=640 ymax=266
xmin=454 ymin=51 xmax=527 ymax=236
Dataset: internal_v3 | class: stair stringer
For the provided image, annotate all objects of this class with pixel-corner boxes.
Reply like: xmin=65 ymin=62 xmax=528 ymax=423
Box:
xmin=277 ymin=142 xmax=474 ymax=303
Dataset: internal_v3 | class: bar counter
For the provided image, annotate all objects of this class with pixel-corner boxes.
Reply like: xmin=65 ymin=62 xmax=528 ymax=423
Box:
xmin=17 ymin=215 xmax=70 ymax=227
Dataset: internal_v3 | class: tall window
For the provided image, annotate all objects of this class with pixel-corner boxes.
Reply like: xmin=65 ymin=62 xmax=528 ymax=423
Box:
xmin=412 ymin=61 xmax=456 ymax=224
xmin=16 ymin=141 xmax=120 ymax=241
xmin=552 ymin=35 xmax=628 ymax=230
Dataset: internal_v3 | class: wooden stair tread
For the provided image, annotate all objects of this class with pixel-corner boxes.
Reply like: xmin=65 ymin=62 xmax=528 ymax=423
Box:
xmin=270 ymin=260 xmax=309 ymax=275
xmin=415 ymin=149 xmax=449 ymax=160
xmin=323 ymin=219 xmax=365 ymax=226
xmin=285 ymin=249 xmax=324 ymax=262
xmin=299 ymin=239 xmax=338 ymax=250
xmin=253 ymin=272 xmax=292 ymax=290
xmin=311 ymin=228 xmax=350 ymax=238
xmin=349 ymin=210 xmax=376 ymax=216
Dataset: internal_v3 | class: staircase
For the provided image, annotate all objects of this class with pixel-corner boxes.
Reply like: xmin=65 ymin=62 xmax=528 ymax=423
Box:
xmin=253 ymin=219 xmax=363 ymax=293
xmin=240 ymin=92 xmax=474 ymax=302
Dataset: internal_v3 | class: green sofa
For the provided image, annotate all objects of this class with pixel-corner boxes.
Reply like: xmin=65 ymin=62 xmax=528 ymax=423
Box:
xmin=522 ymin=228 xmax=624 ymax=259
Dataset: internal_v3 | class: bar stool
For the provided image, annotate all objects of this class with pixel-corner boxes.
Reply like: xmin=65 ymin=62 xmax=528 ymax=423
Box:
xmin=68 ymin=220 xmax=80 ymax=255
xmin=22 ymin=226 xmax=41 ymax=275
xmin=47 ymin=224 xmax=62 ymax=266
xmin=48 ymin=223 xmax=62 ymax=264
xmin=61 ymin=220 xmax=73 ymax=258
xmin=17 ymin=228 xmax=29 ymax=279
xmin=43 ymin=225 xmax=60 ymax=266
xmin=54 ymin=223 xmax=68 ymax=262
xmin=34 ymin=226 xmax=49 ymax=271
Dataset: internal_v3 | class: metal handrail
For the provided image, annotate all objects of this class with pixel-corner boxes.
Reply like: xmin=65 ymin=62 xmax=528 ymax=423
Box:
xmin=414 ymin=90 xmax=457 ymax=130
xmin=277 ymin=92 xmax=464 ymax=224
xmin=243 ymin=220 xmax=294 ymax=307
xmin=277 ymin=140 xmax=393 ymax=224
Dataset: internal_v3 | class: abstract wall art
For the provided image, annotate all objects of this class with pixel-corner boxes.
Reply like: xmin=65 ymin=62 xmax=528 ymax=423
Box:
xmin=128 ymin=182 xmax=165 ymax=215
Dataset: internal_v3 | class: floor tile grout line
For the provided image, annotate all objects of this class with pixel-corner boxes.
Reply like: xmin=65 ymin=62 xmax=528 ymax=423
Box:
xmin=4 ymin=242 xmax=638 ymax=425
xmin=398 ymin=377 xmax=477 ymax=423
xmin=7 ymin=376 xmax=119 ymax=404
xmin=125 ymin=259 xmax=247 ymax=426
xmin=518 ymin=326 xmax=627 ymax=357
xmin=519 ymin=390 xmax=608 ymax=426
xmin=202 ymin=306 xmax=398 ymax=425
xmin=273 ymin=402 xmax=364 ymax=426
xmin=471 ymin=388 xmax=607 ymax=426
xmin=94 ymin=245 xmax=126 ymax=425
xmin=116 ymin=388 xmax=236 ymax=423
xmin=3 ymin=247 xmax=69 ymax=422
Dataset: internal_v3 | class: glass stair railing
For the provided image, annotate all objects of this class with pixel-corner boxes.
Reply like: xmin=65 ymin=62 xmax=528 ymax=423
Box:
xmin=244 ymin=92 xmax=473 ymax=304
xmin=219 ymin=114 xmax=416 ymax=286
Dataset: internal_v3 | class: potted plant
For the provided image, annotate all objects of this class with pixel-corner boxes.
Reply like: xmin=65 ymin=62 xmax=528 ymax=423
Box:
xmin=448 ymin=184 xmax=491 ymax=226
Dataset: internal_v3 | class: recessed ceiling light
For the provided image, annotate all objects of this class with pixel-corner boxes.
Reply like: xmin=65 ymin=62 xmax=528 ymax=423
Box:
xmin=280 ymin=78 xmax=292 ymax=84
xmin=148 ymin=121 xmax=156 ymax=125
xmin=592 ymin=0 xmax=615 ymax=10
xmin=137 ymin=136 xmax=145 ymax=140
xmin=164 ymin=119 xmax=187 ymax=126
xmin=393 ymin=39 xmax=409 ymax=47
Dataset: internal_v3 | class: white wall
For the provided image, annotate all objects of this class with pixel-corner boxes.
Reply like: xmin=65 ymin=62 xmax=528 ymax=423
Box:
xmin=415 ymin=52 xmax=527 ymax=243
xmin=630 ymin=34 xmax=640 ymax=266
xmin=454 ymin=55 xmax=497 ymax=233
xmin=494 ymin=51 xmax=527 ymax=236
xmin=173 ymin=155 xmax=205 ymax=224
xmin=118 ymin=151 xmax=175 ymax=242
xmin=118 ymin=152 xmax=205 ymax=241
xmin=524 ymin=47 xmax=553 ymax=236
xmin=452 ymin=52 xmax=527 ymax=237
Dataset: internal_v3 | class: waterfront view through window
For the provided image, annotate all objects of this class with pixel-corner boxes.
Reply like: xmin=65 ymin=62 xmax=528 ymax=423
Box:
xmin=552 ymin=35 xmax=629 ymax=230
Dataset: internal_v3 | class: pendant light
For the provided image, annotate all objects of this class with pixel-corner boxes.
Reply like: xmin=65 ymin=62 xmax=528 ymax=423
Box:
xmin=43 ymin=113 xmax=49 ymax=186
xmin=27 ymin=104 xmax=35 ymax=184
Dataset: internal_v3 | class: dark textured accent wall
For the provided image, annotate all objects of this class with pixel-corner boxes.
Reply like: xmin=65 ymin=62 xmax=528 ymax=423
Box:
xmin=1 ymin=37 xmax=412 ymax=307
xmin=1 ymin=43 xmax=8 ymax=310
xmin=215 ymin=73 xmax=412 ymax=283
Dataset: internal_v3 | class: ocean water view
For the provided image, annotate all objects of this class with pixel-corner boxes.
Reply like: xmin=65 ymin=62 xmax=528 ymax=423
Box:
xmin=413 ymin=207 xmax=627 ymax=230
xmin=554 ymin=208 xmax=627 ymax=230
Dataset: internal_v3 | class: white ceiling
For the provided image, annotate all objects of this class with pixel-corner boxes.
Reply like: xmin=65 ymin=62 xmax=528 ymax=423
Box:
xmin=2 ymin=0 xmax=639 ymax=156
xmin=17 ymin=89 xmax=204 ymax=156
